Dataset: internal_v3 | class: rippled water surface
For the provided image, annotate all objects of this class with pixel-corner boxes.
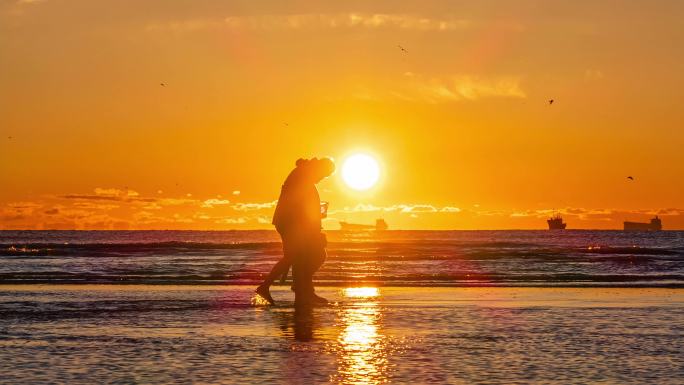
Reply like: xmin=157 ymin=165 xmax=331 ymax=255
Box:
xmin=2 ymin=231 xmax=683 ymax=383
xmin=1 ymin=286 xmax=682 ymax=384
xmin=1 ymin=230 xmax=684 ymax=287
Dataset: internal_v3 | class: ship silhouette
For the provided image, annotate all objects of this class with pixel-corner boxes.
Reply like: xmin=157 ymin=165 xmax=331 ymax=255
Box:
xmin=339 ymin=219 xmax=388 ymax=231
xmin=547 ymin=214 xmax=567 ymax=230
xmin=624 ymin=216 xmax=662 ymax=231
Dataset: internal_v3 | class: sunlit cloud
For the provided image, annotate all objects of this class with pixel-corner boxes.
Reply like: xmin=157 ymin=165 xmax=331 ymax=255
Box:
xmin=61 ymin=187 xmax=147 ymax=202
xmin=332 ymin=203 xmax=459 ymax=214
xmin=399 ymin=204 xmax=438 ymax=213
xmin=201 ymin=198 xmax=231 ymax=208
xmin=440 ymin=206 xmax=461 ymax=213
xmin=7 ymin=202 xmax=41 ymax=210
xmin=222 ymin=13 xmax=474 ymax=31
xmin=232 ymin=201 xmax=277 ymax=211
xmin=256 ymin=215 xmax=271 ymax=224
xmin=3 ymin=186 xmax=684 ymax=230
xmin=43 ymin=208 xmax=59 ymax=215
xmin=145 ymin=13 xmax=527 ymax=33
xmin=393 ymin=73 xmax=527 ymax=102
xmin=585 ymin=69 xmax=605 ymax=80
xmin=72 ymin=202 xmax=119 ymax=210
xmin=215 ymin=217 xmax=248 ymax=224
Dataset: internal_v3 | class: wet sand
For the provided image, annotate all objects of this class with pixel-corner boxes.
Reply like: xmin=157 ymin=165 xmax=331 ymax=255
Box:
xmin=1 ymin=285 xmax=683 ymax=384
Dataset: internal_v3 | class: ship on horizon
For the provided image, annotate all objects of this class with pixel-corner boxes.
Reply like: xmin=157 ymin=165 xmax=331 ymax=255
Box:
xmin=339 ymin=219 xmax=388 ymax=231
xmin=547 ymin=214 xmax=567 ymax=230
xmin=624 ymin=216 xmax=662 ymax=231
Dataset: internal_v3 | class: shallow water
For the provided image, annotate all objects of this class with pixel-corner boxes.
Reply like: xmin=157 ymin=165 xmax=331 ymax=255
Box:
xmin=1 ymin=230 xmax=683 ymax=287
xmin=1 ymin=286 xmax=682 ymax=384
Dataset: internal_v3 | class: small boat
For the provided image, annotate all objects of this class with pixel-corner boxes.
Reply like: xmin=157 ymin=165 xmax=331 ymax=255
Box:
xmin=339 ymin=219 xmax=388 ymax=231
xmin=624 ymin=216 xmax=662 ymax=231
xmin=547 ymin=214 xmax=567 ymax=230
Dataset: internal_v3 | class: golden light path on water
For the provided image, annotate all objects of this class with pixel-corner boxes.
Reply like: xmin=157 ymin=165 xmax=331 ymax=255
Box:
xmin=333 ymin=287 xmax=388 ymax=384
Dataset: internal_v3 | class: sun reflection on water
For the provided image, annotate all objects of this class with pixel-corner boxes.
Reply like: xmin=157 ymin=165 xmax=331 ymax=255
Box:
xmin=333 ymin=287 xmax=388 ymax=384
xmin=343 ymin=287 xmax=379 ymax=298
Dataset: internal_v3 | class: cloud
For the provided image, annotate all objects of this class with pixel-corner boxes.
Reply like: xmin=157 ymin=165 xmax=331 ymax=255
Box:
xmin=232 ymin=201 xmax=277 ymax=211
xmin=332 ymin=203 xmax=459 ymax=214
xmin=232 ymin=190 xmax=241 ymax=196
xmin=399 ymin=204 xmax=438 ymax=213
xmin=72 ymin=202 xmax=119 ymax=210
xmin=215 ymin=217 xmax=248 ymax=224
xmin=201 ymin=198 xmax=231 ymax=208
xmin=257 ymin=216 xmax=271 ymax=224
xmin=61 ymin=187 xmax=143 ymax=202
xmin=585 ymin=69 xmax=604 ymax=80
xmin=440 ymin=206 xmax=461 ymax=213
xmin=7 ymin=202 xmax=41 ymax=210
xmin=222 ymin=13 xmax=473 ymax=31
xmin=392 ymin=73 xmax=526 ymax=102
xmin=145 ymin=13 xmax=527 ymax=34
xmin=157 ymin=198 xmax=198 ymax=206
xmin=343 ymin=203 xmax=383 ymax=213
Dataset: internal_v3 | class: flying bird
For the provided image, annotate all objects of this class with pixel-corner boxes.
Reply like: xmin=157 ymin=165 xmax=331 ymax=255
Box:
xmin=548 ymin=99 xmax=554 ymax=105
xmin=160 ymin=83 xmax=166 ymax=87
xmin=397 ymin=45 xmax=408 ymax=54
xmin=627 ymin=176 xmax=634 ymax=181
xmin=7 ymin=136 xmax=12 ymax=140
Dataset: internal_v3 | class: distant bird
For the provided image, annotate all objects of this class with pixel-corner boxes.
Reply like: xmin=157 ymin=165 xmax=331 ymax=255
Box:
xmin=284 ymin=122 xmax=289 ymax=127
xmin=548 ymin=99 xmax=554 ymax=105
xmin=397 ymin=45 xmax=408 ymax=54
xmin=160 ymin=83 xmax=166 ymax=87
xmin=7 ymin=136 xmax=12 ymax=140
xmin=627 ymin=176 xmax=634 ymax=181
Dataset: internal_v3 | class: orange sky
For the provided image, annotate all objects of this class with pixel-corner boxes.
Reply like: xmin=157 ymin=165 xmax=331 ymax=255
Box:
xmin=1 ymin=0 xmax=684 ymax=230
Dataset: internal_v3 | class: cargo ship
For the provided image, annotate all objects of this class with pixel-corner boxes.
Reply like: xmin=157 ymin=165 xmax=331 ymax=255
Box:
xmin=624 ymin=216 xmax=662 ymax=231
xmin=339 ymin=219 xmax=388 ymax=231
xmin=547 ymin=214 xmax=567 ymax=230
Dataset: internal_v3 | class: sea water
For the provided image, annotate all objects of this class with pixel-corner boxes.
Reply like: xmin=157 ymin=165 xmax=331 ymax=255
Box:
xmin=1 ymin=230 xmax=683 ymax=383
xmin=1 ymin=230 xmax=683 ymax=287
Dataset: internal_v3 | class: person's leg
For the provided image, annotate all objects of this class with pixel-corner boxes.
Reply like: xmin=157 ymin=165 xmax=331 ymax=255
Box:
xmin=255 ymin=233 xmax=293 ymax=304
xmin=310 ymin=242 xmax=328 ymax=304
xmin=259 ymin=257 xmax=292 ymax=287
xmin=293 ymin=234 xmax=327 ymax=306
xmin=292 ymin=254 xmax=315 ymax=306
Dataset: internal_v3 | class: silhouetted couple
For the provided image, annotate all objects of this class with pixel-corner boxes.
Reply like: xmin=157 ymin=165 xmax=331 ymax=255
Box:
xmin=256 ymin=157 xmax=335 ymax=307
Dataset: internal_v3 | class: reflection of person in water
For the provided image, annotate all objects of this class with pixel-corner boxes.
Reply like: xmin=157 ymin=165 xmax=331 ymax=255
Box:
xmin=256 ymin=157 xmax=335 ymax=306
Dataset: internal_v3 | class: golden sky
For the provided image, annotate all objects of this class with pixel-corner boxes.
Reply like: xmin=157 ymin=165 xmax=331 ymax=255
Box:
xmin=1 ymin=0 xmax=684 ymax=230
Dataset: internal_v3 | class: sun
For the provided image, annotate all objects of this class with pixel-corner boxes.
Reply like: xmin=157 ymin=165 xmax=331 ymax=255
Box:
xmin=342 ymin=153 xmax=380 ymax=190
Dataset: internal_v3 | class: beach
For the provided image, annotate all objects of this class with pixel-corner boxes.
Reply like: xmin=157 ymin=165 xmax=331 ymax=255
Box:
xmin=2 ymin=285 xmax=682 ymax=384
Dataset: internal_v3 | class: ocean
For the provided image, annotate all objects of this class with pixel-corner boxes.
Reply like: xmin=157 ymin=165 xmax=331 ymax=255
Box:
xmin=2 ymin=231 xmax=683 ymax=383
xmin=1 ymin=230 xmax=683 ymax=287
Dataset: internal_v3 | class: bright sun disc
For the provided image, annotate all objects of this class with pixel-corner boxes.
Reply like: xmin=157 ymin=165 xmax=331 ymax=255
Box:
xmin=342 ymin=154 xmax=380 ymax=190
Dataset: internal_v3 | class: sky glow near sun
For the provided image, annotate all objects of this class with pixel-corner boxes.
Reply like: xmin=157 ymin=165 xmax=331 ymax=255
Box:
xmin=1 ymin=1 xmax=684 ymax=229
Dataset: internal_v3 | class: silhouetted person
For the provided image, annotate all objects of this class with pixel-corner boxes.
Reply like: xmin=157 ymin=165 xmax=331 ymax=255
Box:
xmin=256 ymin=157 xmax=335 ymax=306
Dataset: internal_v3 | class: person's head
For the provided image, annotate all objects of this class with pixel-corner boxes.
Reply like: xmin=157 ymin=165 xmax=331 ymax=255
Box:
xmin=296 ymin=157 xmax=336 ymax=183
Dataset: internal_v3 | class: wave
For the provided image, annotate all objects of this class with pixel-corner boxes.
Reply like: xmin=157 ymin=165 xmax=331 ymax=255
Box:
xmin=1 ymin=231 xmax=683 ymax=287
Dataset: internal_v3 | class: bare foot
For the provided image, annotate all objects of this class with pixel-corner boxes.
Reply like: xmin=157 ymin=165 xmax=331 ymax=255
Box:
xmin=255 ymin=284 xmax=275 ymax=305
xmin=295 ymin=293 xmax=329 ymax=307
